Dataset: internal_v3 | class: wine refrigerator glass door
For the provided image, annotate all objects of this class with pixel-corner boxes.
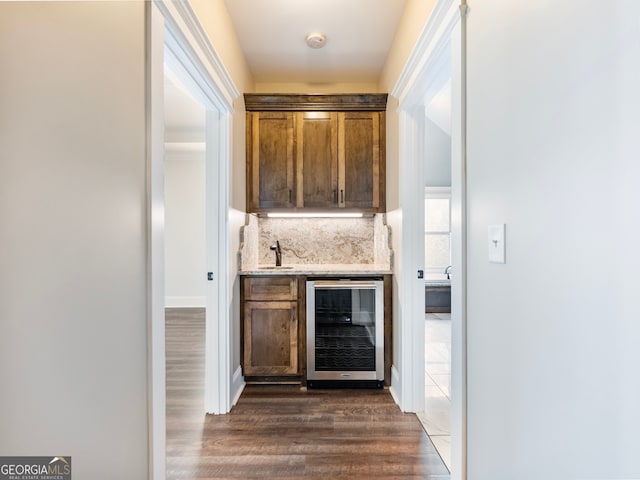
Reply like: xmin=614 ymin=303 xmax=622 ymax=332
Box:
xmin=306 ymin=279 xmax=384 ymax=381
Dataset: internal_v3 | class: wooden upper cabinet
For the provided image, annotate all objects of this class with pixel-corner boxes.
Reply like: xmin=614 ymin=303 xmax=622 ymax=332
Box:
xmin=245 ymin=94 xmax=386 ymax=213
xmin=247 ymin=111 xmax=295 ymax=210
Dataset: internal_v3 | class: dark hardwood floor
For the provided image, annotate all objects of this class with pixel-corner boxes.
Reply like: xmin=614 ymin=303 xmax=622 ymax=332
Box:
xmin=166 ymin=308 xmax=450 ymax=479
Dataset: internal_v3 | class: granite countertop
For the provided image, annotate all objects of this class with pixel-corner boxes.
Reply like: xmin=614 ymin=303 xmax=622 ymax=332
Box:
xmin=424 ymin=273 xmax=451 ymax=285
xmin=240 ymin=264 xmax=393 ymax=275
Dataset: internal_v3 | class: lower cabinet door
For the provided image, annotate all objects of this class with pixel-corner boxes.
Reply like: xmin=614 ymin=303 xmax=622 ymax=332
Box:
xmin=243 ymin=301 xmax=298 ymax=376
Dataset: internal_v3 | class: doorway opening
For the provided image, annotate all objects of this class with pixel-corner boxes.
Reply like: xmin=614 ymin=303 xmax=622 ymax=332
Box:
xmin=419 ymin=64 xmax=453 ymax=470
xmin=420 ymin=186 xmax=453 ymax=470
xmin=148 ymin=2 xmax=239 ymax=476
xmin=163 ymin=66 xmax=208 ymax=438
xmin=164 ymin=68 xmax=207 ymax=311
xmin=390 ymin=0 xmax=466 ymax=477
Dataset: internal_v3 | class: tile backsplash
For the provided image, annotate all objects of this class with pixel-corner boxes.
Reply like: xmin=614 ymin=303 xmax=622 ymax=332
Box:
xmin=239 ymin=214 xmax=392 ymax=269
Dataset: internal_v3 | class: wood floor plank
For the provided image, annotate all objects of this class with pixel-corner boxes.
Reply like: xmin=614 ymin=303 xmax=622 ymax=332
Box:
xmin=166 ymin=307 xmax=450 ymax=479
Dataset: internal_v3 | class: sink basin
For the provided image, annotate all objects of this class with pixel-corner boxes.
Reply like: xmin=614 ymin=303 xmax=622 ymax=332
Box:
xmin=259 ymin=266 xmax=294 ymax=270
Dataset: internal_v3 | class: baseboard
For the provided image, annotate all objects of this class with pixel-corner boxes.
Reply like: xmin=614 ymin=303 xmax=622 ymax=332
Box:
xmin=165 ymin=296 xmax=206 ymax=308
xmin=389 ymin=365 xmax=401 ymax=407
xmin=230 ymin=366 xmax=245 ymax=408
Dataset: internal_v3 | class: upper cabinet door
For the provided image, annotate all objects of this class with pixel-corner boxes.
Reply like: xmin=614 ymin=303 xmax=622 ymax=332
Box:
xmin=247 ymin=112 xmax=295 ymax=211
xmin=339 ymin=112 xmax=384 ymax=210
xmin=297 ymin=112 xmax=338 ymax=209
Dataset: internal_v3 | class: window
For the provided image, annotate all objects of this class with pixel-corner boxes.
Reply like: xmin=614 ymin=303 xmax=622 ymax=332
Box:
xmin=425 ymin=187 xmax=451 ymax=273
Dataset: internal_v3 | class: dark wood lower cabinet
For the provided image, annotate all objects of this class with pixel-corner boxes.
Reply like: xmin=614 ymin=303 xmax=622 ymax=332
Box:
xmin=242 ymin=276 xmax=302 ymax=381
xmin=243 ymin=300 xmax=298 ymax=376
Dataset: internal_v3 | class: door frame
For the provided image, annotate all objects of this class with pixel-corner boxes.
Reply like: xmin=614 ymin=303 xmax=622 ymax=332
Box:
xmin=147 ymin=0 xmax=239 ymax=477
xmin=391 ymin=0 xmax=468 ymax=478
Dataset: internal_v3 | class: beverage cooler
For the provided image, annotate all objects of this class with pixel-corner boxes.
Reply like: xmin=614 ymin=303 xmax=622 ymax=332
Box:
xmin=306 ymin=278 xmax=384 ymax=388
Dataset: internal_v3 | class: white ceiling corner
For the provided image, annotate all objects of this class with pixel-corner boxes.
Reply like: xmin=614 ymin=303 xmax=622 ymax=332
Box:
xmin=425 ymin=80 xmax=451 ymax=136
xmin=164 ymin=68 xmax=206 ymax=135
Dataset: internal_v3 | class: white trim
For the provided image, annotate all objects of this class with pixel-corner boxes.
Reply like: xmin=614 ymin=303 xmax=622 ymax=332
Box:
xmin=230 ymin=366 xmax=246 ymax=408
xmin=154 ymin=1 xmax=238 ymax=109
xmin=146 ymin=3 xmax=166 ymax=480
xmin=425 ymin=186 xmax=452 ymax=198
xmin=204 ymin=111 xmax=222 ymax=414
xmin=393 ymin=107 xmax=427 ymax=414
xmin=204 ymin=111 xmax=220 ymax=414
xmin=165 ymin=296 xmax=206 ymax=308
xmin=389 ymin=365 xmax=401 ymax=406
xmin=391 ymin=0 xmax=466 ymax=478
xmin=164 ymin=142 xmax=206 ymax=152
xmin=450 ymin=7 xmax=468 ymax=479
xmin=392 ymin=0 xmax=461 ymax=105
xmin=203 ymin=110 xmax=232 ymax=415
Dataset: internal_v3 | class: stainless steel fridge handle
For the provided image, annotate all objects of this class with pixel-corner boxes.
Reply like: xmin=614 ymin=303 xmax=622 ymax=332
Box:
xmin=311 ymin=281 xmax=378 ymax=289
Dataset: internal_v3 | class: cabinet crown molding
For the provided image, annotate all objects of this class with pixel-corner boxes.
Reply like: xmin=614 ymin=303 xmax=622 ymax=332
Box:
xmin=244 ymin=93 xmax=388 ymax=112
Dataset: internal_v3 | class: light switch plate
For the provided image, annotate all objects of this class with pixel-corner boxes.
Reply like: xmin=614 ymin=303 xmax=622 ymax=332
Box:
xmin=488 ymin=224 xmax=506 ymax=263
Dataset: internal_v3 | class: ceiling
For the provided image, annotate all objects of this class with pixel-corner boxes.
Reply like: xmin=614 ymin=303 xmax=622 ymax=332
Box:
xmin=165 ymin=1 xmax=452 ymax=137
xmin=164 ymin=68 xmax=205 ymax=136
xmin=224 ymin=0 xmax=408 ymax=85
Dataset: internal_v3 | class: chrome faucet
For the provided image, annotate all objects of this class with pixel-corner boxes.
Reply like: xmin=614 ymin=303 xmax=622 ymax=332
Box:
xmin=270 ymin=240 xmax=282 ymax=267
xmin=444 ymin=265 xmax=452 ymax=279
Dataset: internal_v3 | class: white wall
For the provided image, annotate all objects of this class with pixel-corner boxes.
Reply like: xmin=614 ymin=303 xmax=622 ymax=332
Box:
xmin=165 ymin=150 xmax=206 ymax=307
xmin=466 ymin=1 xmax=640 ymax=478
xmin=254 ymin=82 xmax=380 ymax=93
xmin=380 ymin=0 xmax=438 ymax=93
xmin=424 ymin=117 xmax=451 ymax=187
xmin=0 ymin=3 xmax=149 ymax=479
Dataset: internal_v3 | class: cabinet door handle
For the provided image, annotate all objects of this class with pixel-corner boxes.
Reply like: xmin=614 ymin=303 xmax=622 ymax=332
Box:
xmin=340 ymin=189 xmax=344 ymax=204
xmin=288 ymin=189 xmax=292 ymax=203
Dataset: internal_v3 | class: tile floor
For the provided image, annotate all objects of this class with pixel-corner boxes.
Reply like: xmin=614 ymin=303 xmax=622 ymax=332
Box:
xmin=418 ymin=312 xmax=452 ymax=471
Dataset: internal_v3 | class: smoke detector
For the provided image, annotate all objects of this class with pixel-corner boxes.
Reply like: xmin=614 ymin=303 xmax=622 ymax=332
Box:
xmin=306 ymin=32 xmax=327 ymax=49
